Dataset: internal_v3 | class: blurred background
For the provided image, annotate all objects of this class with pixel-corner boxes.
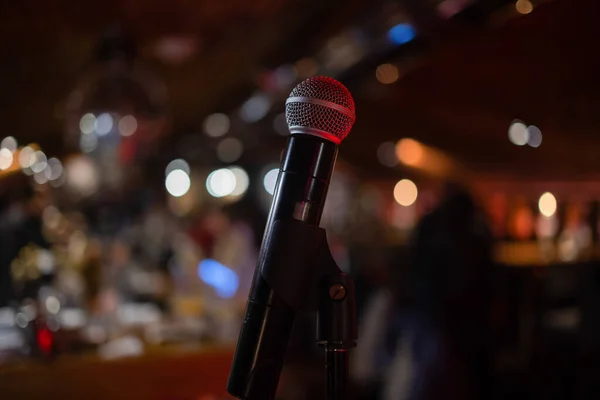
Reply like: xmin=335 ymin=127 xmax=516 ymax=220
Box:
xmin=0 ymin=0 xmax=599 ymax=399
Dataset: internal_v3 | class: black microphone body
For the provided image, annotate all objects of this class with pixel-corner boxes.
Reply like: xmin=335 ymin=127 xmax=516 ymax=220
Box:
xmin=227 ymin=134 xmax=338 ymax=400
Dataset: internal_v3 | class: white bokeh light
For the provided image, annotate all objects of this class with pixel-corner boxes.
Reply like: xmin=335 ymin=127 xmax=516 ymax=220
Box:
xmin=240 ymin=94 xmax=271 ymax=123
xmin=263 ymin=168 xmax=280 ymax=195
xmin=45 ymin=158 xmax=63 ymax=181
xmin=216 ymin=138 xmax=244 ymax=163
xmin=65 ymin=155 xmax=100 ymax=196
xmin=527 ymin=125 xmax=542 ymax=148
xmin=1 ymin=136 xmax=17 ymax=152
xmin=45 ymin=296 xmax=60 ymax=314
xmin=80 ymin=133 xmax=98 ymax=153
xmin=0 ymin=148 xmax=13 ymax=170
xmin=165 ymin=169 xmax=191 ymax=197
xmin=95 ymin=113 xmax=114 ymax=136
xmin=34 ymin=171 xmax=48 ymax=185
xmin=165 ymin=159 xmax=190 ymax=176
xmin=508 ymin=120 xmax=529 ymax=146
xmin=31 ymin=151 xmax=47 ymax=173
xmin=229 ymin=167 xmax=250 ymax=197
xmin=79 ymin=113 xmax=96 ymax=135
xmin=18 ymin=146 xmax=36 ymax=173
xmin=203 ymin=113 xmax=230 ymax=137
xmin=206 ymin=168 xmax=237 ymax=198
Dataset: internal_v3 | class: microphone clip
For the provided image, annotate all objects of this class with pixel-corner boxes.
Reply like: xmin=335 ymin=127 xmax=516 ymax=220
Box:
xmin=259 ymin=219 xmax=357 ymax=399
xmin=260 ymin=219 xmax=357 ymax=350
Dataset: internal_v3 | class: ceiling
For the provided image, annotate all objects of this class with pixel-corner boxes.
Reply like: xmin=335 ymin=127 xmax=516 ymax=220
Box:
xmin=353 ymin=0 xmax=600 ymax=180
xmin=0 ymin=0 xmax=598 ymax=180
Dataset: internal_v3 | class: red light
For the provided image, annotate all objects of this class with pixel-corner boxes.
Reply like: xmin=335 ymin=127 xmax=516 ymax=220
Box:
xmin=37 ymin=328 xmax=53 ymax=354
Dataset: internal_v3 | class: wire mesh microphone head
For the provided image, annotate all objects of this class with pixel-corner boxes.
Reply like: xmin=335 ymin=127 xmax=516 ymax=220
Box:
xmin=285 ymin=76 xmax=356 ymax=144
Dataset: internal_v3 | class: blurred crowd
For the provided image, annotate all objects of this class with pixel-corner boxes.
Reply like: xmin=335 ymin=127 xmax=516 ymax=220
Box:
xmin=0 ymin=174 xmax=260 ymax=362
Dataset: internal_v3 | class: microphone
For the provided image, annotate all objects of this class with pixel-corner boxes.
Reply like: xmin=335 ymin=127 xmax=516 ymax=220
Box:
xmin=227 ymin=76 xmax=356 ymax=400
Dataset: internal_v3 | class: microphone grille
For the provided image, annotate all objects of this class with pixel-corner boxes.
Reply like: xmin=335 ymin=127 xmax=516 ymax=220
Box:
xmin=285 ymin=76 xmax=356 ymax=144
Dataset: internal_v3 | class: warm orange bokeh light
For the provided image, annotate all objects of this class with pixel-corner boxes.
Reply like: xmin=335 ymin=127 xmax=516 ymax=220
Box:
xmin=516 ymin=0 xmax=533 ymax=15
xmin=396 ymin=138 xmax=424 ymax=166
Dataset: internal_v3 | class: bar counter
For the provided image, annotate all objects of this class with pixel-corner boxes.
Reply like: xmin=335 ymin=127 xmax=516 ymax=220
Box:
xmin=0 ymin=346 xmax=235 ymax=399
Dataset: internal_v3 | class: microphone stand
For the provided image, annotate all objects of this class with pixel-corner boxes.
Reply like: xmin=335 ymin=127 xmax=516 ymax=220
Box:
xmin=319 ymin=273 xmax=356 ymax=400
xmin=258 ymin=219 xmax=357 ymax=400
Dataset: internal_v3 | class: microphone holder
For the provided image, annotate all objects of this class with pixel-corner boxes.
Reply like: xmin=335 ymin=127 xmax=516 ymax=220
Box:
xmin=259 ymin=219 xmax=357 ymax=400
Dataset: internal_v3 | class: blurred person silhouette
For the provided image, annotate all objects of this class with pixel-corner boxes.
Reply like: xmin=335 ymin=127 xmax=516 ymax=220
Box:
xmin=349 ymin=246 xmax=395 ymax=397
xmin=404 ymin=182 xmax=495 ymax=400
xmin=353 ymin=182 xmax=495 ymax=400
xmin=0 ymin=182 xmax=52 ymax=306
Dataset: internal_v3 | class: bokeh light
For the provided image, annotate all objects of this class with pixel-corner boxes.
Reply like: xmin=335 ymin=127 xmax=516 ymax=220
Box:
xmin=396 ymin=138 xmax=423 ymax=166
xmin=516 ymin=0 xmax=533 ymax=14
xmin=165 ymin=169 xmax=191 ymax=197
xmin=18 ymin=146 xmax=36 ymax=169
xmin=393 ymin=179 xmax=418 ymax=206
xmin=387 ymin=23 xmax=416 ymax=45
xmin=79 ymin=113 xmax=96 ymax=135
xmin=65 ymin=155 xmax=100 ymax=197
xmin=198 ymin=259 xmax=239 ymax=298
xmin=203 ymin=113 xmax=230 ymax=137
xmin=527 ymin=125 xmax=542 ymax=147
xmin=510 ymin=204 xmax=534 ymax=240
xmin=15 ymin=313 xmax=28 ymax=328
xmin=273 ymin=113 xmax=289 ymax=136
xmin=1 ymin=136 xmax=17 ymax=152
xmin=536 ymin=213 xmax=558 ymax=238
xmin=538 ymin=192 xmax=557 ymax=217
xmin=31 ymin=151 xmax=47 ymax=173
xmin=50 ymin=172 xmax=67 ymax=188
xmin=95 ymin=113 xmax=113 ymax=136
xmin=376 ymin=64 xmax=400 ymax=84
xmin=508 ymin=120 xmax=529 ymax=146
xmin=118 ymin=115 xmax=137 ymax=137
xmin=165 ymin=159 xmax=190 ymax=177
xmin=206 ymin=168 xmax=237 ymax=198
xmin=34 ymin=171 xmax=48 ymax=185
xmin=217 ymin=138 xmax=244 ymax=163
xmin=0 ymin=148 xmax=13 ymax=170
xmin=274 ymin=65 xmax=297 ymax=89
xmin=154 ymin=36 xmax=198 ymax=65
xmin=437 ymin=0 xmax=468 ymax=18
xmin=263 ymin=168 xmax=279 ymax=195
xmin=240 ymin=94 xmax=271 ymax=123
xmin=45 ymin=296 xmax=60 ymax=314
xmin=229 ymin=167 xmax=250 ymax=197
xmin=80 ymin=133 xmax=98 ymax=153
xmin=45 ymin=158 xmax=63 ymax=181
xmin=377 ymin=141 xmax=399 ymax=167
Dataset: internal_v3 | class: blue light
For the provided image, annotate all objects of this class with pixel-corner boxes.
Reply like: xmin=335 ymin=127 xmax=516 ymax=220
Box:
xmin=198 ymin=259 xmax=239 ymax=299
xmin=387 ymin=24 xmax=416 ymax=46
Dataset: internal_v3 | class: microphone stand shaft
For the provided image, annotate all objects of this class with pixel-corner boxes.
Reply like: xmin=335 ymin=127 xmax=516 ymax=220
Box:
xmin=327 ymin=349 xmax=349 ymax=400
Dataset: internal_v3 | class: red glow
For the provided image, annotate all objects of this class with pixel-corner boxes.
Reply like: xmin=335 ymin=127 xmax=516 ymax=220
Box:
xmin=119 ymin=137 xmax=137 ymax=165
xmin=37 ymin=328 xmax=53 ymax=354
